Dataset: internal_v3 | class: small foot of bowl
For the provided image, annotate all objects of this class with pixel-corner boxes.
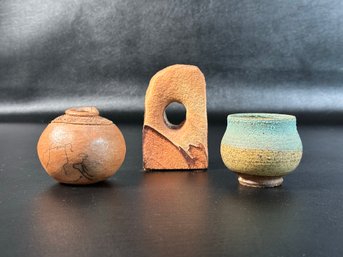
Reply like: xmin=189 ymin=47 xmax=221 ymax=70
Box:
xmin=238 ymin=174 xmax=283 ymax=188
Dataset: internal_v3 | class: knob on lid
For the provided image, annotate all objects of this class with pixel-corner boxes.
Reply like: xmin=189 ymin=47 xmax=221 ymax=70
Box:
xmin=65 ymin=107 xmax=100 ymax=117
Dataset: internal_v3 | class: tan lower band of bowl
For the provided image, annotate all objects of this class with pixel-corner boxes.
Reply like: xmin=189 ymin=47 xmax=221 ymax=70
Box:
xmin=221 ymin=144 xmax=302 ymax=177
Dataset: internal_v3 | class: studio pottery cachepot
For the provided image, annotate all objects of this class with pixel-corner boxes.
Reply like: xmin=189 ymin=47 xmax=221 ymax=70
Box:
xmin=37 ymin=107 xmax=126 ymax=185
xmin=220 ymin=113 xmax=302 ymax=187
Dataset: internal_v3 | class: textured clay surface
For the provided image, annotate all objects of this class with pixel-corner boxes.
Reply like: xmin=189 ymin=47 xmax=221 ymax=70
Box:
xmin=220 ymin=113 xmax=303 ymax=187
xmin=221 ymin=145 xmax=302 ymax=177
xmin=37 ymin=107 xmax=126 ymax=184
xmin=143 ymin=64 xmax=208 ymax=170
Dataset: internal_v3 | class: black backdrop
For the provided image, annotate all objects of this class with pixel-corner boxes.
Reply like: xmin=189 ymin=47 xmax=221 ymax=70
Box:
xmin=1 ymin=0 xmax=343 ymax=123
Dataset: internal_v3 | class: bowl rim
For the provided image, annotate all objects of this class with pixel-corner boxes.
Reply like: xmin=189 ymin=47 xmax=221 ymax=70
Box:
xmin=227 ymin=113 xmax=296 ymax=121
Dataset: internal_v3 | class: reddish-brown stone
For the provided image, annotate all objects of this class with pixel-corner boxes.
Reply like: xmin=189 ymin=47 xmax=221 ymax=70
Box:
xmin=143 ymin=64 xmax=208 ymax=170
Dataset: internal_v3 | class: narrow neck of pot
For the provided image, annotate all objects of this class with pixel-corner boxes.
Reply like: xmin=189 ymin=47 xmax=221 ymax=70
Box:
xmin=51 ymin=106 xmax=113 ymax=125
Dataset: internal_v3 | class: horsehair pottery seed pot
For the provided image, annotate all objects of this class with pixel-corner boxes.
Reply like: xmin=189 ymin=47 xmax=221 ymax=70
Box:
xmin=37 ymin=107 xmax=126 ymax=185
xmin=220 ymin=113 xmax=303 ymax=188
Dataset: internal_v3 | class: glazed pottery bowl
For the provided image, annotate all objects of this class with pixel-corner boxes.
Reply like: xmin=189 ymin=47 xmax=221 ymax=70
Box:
xmin=37 ymin=107 xmax=126 ymax=185
xmin=220 ymin=113 xmax=302 ymax=187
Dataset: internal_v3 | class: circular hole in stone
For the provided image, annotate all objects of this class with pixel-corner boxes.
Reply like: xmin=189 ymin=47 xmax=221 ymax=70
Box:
xmin=164 ymin=102 xmax=186 ymax=129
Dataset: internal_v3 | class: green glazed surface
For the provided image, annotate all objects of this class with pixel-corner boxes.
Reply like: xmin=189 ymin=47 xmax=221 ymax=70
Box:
xmin=221 ymin=113 xmax=302 ymax=151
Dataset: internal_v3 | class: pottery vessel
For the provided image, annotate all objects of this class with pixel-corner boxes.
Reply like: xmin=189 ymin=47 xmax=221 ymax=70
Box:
xmin=37 ymin=107 xmax=126 ymax=184
xmin=220 ymin=113 xmax=302 ymax=187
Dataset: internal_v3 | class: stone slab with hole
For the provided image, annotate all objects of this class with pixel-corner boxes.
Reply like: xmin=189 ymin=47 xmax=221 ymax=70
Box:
xmin=142 ymin=64 xmax=208 ymax=170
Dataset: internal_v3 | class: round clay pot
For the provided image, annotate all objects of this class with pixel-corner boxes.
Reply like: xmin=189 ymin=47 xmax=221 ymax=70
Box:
xmin=220 ymin=113 xmax=303 ymax=188
xmin=37 ymin=107 xmax=126 ymax=185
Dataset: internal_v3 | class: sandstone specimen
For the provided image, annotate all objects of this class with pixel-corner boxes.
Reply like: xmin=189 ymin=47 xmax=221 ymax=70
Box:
xmin=37 ymin=107 xmax=126 ymax=184
xmin=143 ymin=64 xmax=208 ymax=170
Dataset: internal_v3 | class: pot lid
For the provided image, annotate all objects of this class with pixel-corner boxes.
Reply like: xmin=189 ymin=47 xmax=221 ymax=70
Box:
xmin=51 ymin=107 xmax=113 ymax=125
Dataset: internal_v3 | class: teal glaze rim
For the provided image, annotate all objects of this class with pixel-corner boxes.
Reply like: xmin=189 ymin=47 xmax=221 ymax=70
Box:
xmin=227 ymin=113 xmax=296 ymax=123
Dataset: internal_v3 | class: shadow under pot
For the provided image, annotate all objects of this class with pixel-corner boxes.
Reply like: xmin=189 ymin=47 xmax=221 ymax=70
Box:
xmin=37 ymin=107 xmax=126 ymax=185
xmin=220 ymin=113 xmax=303 ymax=188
